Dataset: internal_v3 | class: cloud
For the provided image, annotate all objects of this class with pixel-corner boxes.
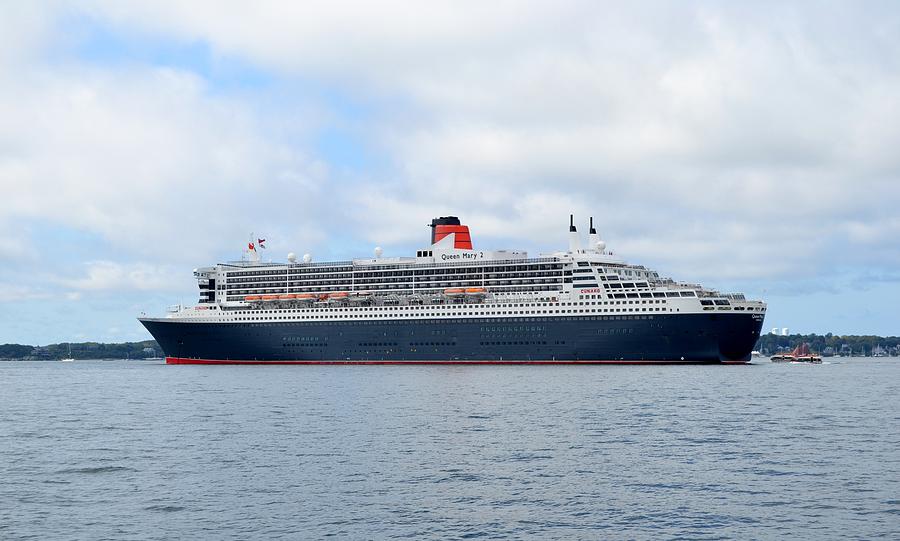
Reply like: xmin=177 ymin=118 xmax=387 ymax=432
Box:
xmin=5 ymin=4 xmax=899 ymax=272
xmin=58 ymin=261 xmax=186 ymax=292
xmin=0 ymin=283 xmax=53 ymax=302
xmin=0 ymin=62 xmax=331 ymax=264
xmin=1 ymin=0 xmax=899 ymax=321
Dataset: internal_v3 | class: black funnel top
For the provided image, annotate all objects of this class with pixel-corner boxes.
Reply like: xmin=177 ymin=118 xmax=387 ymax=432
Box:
xmin=430 ymin=216 xmax=461 ymax=244
xmin=430 ymin=216 xmax=461 ymax=227
xmin=569 ymin=214 xmax=577 ymax=232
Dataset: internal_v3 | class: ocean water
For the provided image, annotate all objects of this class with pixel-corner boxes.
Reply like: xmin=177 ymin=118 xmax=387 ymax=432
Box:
xmin=1 ymin=358 xmax=897 ymax=540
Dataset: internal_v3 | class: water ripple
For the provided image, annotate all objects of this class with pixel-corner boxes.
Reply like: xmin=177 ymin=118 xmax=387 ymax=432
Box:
xmin=0 ymin=358 xmax=897 ymax=540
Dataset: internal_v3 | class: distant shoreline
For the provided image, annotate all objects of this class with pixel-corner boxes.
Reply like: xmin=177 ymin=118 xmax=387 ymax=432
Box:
xmin=756 ymin=333 xmax=900 ymax=357
xmin=3 ymin=334 xmax=899 ymax=361
xmin=0 ymin=340 xmax=160 ymax=361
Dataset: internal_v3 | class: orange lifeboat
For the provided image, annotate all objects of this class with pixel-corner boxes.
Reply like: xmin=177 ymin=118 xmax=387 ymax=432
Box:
xmin=244 ymin=295 xmax=261 ymax=302
xmin=295 ymin=293 xmax=315 ymax=301
xmin=444 ymin=288 xmax=465 ymax=297
xmin=328 ymin=292 xmax=349 ymax=299
xmin=278 ymin=294 xmax=296 ymax=300
xmin=465 ymin=287 xmax=486 ymax=295
xmin=261 ymin=294 xmax=279 ymax=301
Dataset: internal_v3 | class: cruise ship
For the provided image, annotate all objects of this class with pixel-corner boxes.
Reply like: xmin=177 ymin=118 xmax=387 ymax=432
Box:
xmin=139 ymin=216 xmax=766 ymax=364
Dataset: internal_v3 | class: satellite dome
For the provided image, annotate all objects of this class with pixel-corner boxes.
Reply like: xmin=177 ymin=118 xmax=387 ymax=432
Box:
xmin=374 ymin=246 xmax=383 ymax=258
xmin=302 ymin=253 xmax=312 ymax=263
xmin=596 ymin=240 xmax=606 ymax=252
xmin=287 ymin=252 xmax=297 ymax=263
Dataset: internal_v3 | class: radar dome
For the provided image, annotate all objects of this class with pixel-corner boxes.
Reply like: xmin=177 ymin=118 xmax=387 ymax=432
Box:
xmin=302 ymin=253 xmax=312 ymax=263
xmin=287 ymin=252 xmax=297 ymax=263
xmin=596 ymin=240 xmax=606 ymax=252
xmin=374 ymin=246 xmax=383 ymax=258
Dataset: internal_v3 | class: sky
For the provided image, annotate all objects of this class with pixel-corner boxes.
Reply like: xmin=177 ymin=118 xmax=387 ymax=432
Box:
xmin=1 ymin=1 xmax=899 ymax=345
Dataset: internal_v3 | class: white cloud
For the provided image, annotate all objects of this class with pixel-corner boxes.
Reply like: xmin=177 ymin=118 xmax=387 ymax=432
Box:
xmin=2 ymin=1 xmax=899 ymax=289
xmin=0 ymin=283 xmax=53 ymax=302
xmin=58 ymin=261 xmax=186 ymax=292
xmin=0 ymin=63 xmax=330 ymax=263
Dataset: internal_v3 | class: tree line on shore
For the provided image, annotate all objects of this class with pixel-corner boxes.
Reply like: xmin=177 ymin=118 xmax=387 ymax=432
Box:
xmin=0 ymin=341 xmax=161 ymax=360
xmin=755 ymin=333 xmax=900 ymax=356
xmin=2 ymin=333 xmax=899 ymax=360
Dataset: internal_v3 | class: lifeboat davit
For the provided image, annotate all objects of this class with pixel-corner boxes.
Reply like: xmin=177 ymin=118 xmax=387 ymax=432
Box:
xmin=444 ymin=288 xmax=465 ymax=297
xmin=244 ymin=295 xmax=262 ymax=302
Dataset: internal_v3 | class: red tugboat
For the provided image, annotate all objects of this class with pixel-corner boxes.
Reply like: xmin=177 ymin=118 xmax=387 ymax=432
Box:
xmin=771 ymin=343 xmax=822 ymax=363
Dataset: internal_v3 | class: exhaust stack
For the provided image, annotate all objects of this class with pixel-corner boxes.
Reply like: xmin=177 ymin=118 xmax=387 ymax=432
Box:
xmin=587 ymin=217 xmax=600 ymax=252
xmin=429 ymin=216 xmax=473 ymax=249
xmin=568 ymin=214 xmax=582 ymax=253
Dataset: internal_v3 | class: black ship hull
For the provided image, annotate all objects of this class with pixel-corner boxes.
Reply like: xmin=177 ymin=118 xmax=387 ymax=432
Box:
xmin=140 ymin=312 xmax=764 ymax=364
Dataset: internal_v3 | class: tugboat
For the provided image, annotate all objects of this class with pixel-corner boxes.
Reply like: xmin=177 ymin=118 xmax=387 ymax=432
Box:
xmin=771 ymin=343 xmax=822 ymax=363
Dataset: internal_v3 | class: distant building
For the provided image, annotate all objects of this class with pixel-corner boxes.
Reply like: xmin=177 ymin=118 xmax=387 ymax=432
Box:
xmin=781 ymin=327 xmax=789 ymax=336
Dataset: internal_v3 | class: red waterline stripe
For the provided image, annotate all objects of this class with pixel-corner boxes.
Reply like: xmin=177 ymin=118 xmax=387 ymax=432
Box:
xmin=166 ymin=357 xmax=749 ymax=365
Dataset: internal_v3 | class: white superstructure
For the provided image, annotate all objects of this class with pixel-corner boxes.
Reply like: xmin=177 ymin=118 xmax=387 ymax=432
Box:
xmin=168 ymin=216 xmax=766 ymax=324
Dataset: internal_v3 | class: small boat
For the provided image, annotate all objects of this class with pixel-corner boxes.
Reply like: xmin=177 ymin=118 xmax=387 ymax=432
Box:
xmin=771 ymin=343 xmax=822 ymax=363
xmin=444 ymin=288 xmax=465 ymax=297
xmin=60 ymin=345 xmax=74 ymax=362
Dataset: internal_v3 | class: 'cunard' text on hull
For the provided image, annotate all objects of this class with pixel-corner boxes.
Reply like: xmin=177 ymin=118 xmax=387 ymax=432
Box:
xmin=139 ymin=216 xmax=766 ymax=364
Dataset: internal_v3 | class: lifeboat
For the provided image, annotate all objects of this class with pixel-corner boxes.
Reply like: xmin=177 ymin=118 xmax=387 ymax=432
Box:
xmin=444 ymin=288 xmax=465 ymax=297
xmin=328 ymin=292 xmax=349 ymax=299
xmin=261 ymin=294 xmax=280 ymax=301
xmin=465 ymin=287 xmax=486 ymax=295
xmin=295 ymin=293 xmax=315 ymax=301
xmin=278 ymin=294 xmax=296 ymax=301
xmin=244 ymin=295 xmax=261 ymax=302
